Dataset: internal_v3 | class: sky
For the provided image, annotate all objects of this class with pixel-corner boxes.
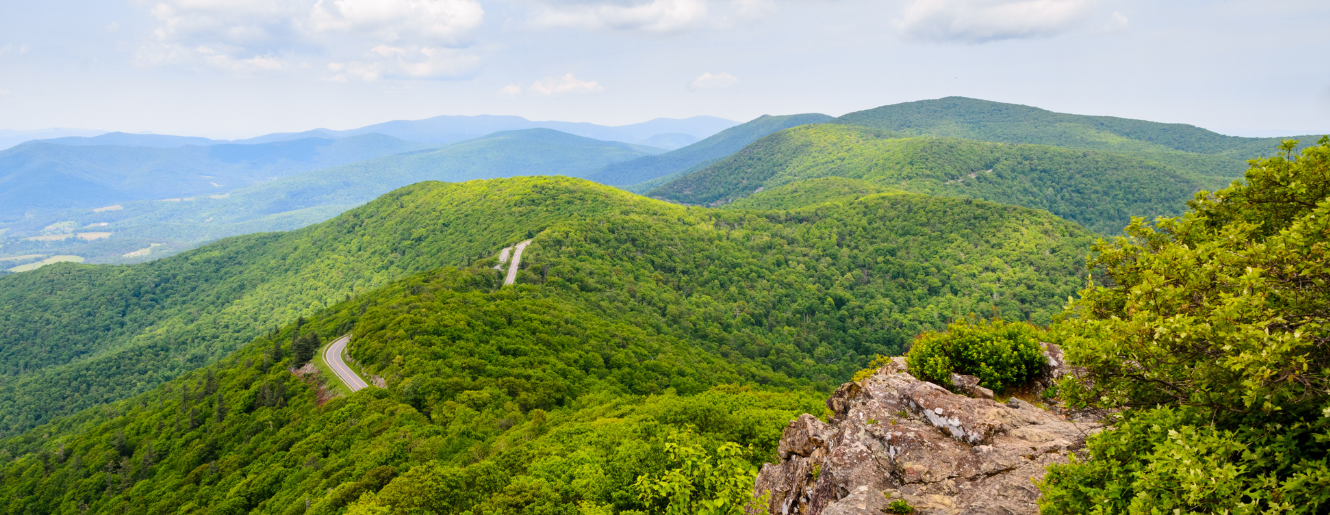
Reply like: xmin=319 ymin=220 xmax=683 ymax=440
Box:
xmin=0 ymin=0 xmax=1327 ymax=139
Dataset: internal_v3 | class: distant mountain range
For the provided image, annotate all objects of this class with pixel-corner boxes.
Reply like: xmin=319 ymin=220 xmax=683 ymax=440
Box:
xmin=29 ymin=115 xmax=738 ymax=150
xmin=0 ymin=134 xmax=433 ymax=217
xmin=583 ymin=113 xmax=834 ymax=188
xmin=0 ymin=128 xmax=106 ymax=151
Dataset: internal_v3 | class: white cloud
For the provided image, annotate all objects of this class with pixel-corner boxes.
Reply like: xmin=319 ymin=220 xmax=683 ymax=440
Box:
xmin=499 ymin=84 xmax=523 ymax=96
xmin=529 ymin=0 xmax=709 ymax=33
xmin=135 ymin=0 xmax=484 ymax=78
xmin=690 ymin=71 xmax=737 ymax=90
xmin=895 ymin=0 xmax=1096 ymax=44
xmin=0 ymin=44 xmax=30 ymax=57
xmin=518 ymin=0 xmax=777 ymax=34
xmin=0 ymin=89 xmax=10 ymax=95
xmin=529 ymin=73 xmax=603 ymax=95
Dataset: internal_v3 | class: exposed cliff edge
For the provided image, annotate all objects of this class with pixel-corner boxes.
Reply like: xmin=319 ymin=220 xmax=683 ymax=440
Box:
xmin=752 ymin=356 xmax=1099 ymax=515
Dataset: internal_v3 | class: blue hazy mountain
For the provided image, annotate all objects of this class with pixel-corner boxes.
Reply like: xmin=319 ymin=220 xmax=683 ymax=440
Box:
xmin=32 ymin=115 xmax=739 ymax=150
xmin=0 ymin=134 xmax=432 ymax=217
xmin=583 ymin=113 xmax=834 ymax=187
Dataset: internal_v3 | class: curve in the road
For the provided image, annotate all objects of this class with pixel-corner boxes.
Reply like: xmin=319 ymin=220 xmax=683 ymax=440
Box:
xmin=504 ymin=240 xmax=532 ymax=285
xmin=323 ymin=334 xmax=368 ymax=392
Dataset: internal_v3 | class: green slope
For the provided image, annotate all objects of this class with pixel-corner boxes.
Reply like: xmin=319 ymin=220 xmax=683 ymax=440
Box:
xmin=583 ymin=113 xmax=833 ymax=187
xmin=650 ymin=124 xmax=1218 ymax=234
xmin=833 ymin=96 xmax=1322 ymax=178
xmin=0 ymin=175 xmax=1095 ymax=512
xmin=725 ymin=177 xmax=898 ymax=211
xmin=0 ymin=174 xmax=1092 ymax=438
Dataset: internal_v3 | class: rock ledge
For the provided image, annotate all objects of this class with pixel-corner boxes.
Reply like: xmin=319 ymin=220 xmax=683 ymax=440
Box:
xmin=752 ymin=358 xmax=1099 ymax=515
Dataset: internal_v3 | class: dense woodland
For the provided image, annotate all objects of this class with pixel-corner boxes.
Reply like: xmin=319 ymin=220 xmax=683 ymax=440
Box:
xmin=652 ymin=124 xmax=1218 ymax=234
xmin=0 ymin=176 xmax=1092 ymax=439
xmin=0 ymin=175 xmax=1097 ymax=512
xmin=832 ymin=96 xmax=1312 ymax=178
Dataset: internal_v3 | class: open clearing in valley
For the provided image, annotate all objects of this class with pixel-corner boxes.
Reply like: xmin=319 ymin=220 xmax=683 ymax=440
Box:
xmin=8 ymin=255 xmax=84 ymax=272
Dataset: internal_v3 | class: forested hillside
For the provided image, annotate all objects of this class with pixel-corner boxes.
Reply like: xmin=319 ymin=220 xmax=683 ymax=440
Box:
xmin=724 ymin=177 xmax=896 ymax=211
xmin=0 ymin=173 xmax=1096 ymax=512
xmin=583 ymin=113 xmax=832 ymax=187
xmin=0 ymin=178 xmax=634 ymax=436
xmin=833 ymin=96 xmax=1319 ymax=178
xmin=0 ymin=175 xmax=1092 ymax=439
xmin=651 ymin=124 xmax=1216 ymax=234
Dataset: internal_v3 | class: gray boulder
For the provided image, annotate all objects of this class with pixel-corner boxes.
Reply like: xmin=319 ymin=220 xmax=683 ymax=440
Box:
xmin=751 ymin=358 xmax=1099 ymax=515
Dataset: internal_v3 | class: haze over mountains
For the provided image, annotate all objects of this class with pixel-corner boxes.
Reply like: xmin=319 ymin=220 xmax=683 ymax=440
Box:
xmin=0 ymin=97 xmax=1319 ymax=273
xmin=25 ymin=114 xmax=738 ymax=150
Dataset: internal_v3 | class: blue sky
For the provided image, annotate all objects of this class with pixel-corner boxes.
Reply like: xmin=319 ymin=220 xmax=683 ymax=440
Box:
xmin=0 ymin=0 xmax=1327 ymax=138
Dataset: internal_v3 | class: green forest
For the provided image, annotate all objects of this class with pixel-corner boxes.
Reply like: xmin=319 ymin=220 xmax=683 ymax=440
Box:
xmin=0 ymin=173 xmax=1099 ymax=513
xmin=0 ymin=176 xmax=1091 ymax=439
xmin=832 ymin=96 xmax=1314 ymax=178
xmin=650 ymin=124 xmax=1218 ymax=234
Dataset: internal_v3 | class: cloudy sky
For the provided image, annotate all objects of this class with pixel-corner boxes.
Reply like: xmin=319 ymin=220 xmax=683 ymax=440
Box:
xmin=0 ymin=0 xmax=1327 ymax=138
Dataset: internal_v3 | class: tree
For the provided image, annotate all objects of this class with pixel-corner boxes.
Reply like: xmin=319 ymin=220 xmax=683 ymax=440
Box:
xmin=292 ymin=332 xmax=318 ymax=367
xmin=1057 ymin=137 xmax=1330 ymax=416
xmin=634 ymin=435 xmax=767 ymax=515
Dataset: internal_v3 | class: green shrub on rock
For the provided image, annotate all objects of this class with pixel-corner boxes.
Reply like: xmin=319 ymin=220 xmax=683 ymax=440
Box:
xmin=905 ymin=318 xmax=1044 ymax=393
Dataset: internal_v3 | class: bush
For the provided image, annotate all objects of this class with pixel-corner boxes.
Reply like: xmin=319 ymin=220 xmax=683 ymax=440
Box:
xmin=905 ymin=318 xmax=1044 ymax=393
xmin=1039 ymin=406 xmax=1330 ymax=514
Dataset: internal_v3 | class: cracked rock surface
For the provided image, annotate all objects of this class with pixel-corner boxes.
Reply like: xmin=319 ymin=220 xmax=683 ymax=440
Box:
xmin=752 ymin=357 xmax=1099 ymax=515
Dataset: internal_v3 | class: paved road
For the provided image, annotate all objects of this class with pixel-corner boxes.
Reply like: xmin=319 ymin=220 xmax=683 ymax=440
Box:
xmin=504 ymin=240 xmax=532 ymax=285
xmin=323 ymin=334 xmax=368 ymax=392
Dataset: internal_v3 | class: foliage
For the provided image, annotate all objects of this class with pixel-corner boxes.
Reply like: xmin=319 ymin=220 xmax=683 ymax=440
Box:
xmin=0 ymin=264 xmax=823 ymax=514
xmin=886 ymin=498 xmax=915 ymax=514
xmin=1040 ymin=137 xmax=1330 ymax=512
xmin=633 ymin=436 xmax=764 ymax=515
xmin=0 ymin=176 xmax=1094 ymax=437
xmin=1055 ymin=137 xmax=1330 ymax=415
xmin=0 ymin=177 xmax=643 ymax=437
xmin=905 ymin=318 xmax=1044 ymax=392
xmin=0 ymin=171 xmax=1102 ymax=513
xmin=850 ymin=355 xmax=895 ymax=383
xmin=585 ymin=113 xmax=833 ymax=187
xmin=292 ymin=332 xmax=319 ymax=368
xmin=832 ymin=96 xmax=1319 ymax=177
xmin=1040 ymin=406 xmax=1330 ymax=514
xmin=725 ymin=177 xmax=897 ymax=211
xmin=650 ymin=124 xmax=1218 ymax=234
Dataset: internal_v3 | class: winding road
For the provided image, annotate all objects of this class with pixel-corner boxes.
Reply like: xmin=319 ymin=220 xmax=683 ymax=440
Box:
xmin=323 ymin=334 xmax=368 ymax=392
xmin=323 ymin=240 xmax=532 ymax=391
xmin=504 ymin=240 xmax=532 ymax=285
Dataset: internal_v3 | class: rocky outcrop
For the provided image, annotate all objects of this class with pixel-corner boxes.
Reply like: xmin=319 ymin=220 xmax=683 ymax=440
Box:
xmin=752 ymin=357 xmax=1099 ymax=515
